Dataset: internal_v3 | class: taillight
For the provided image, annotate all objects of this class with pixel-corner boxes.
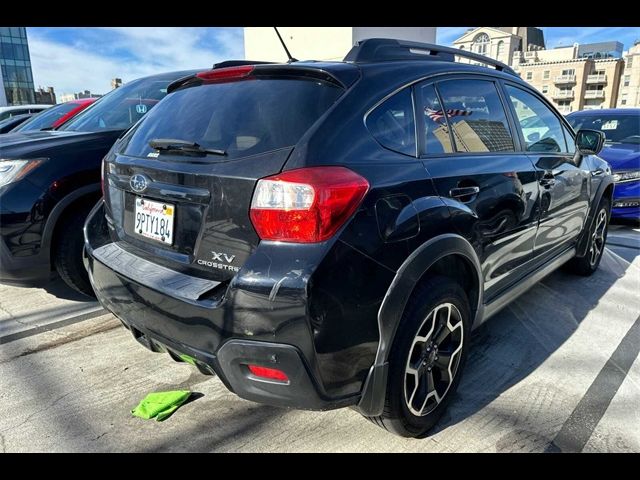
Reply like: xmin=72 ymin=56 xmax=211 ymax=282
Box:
xmin=247 ymin=365 xmax=289 ymax=382
xmin=196 ymin=65 xmax=254 ymax=83
xmin=249 ymin=166 xmax=369 ymax=243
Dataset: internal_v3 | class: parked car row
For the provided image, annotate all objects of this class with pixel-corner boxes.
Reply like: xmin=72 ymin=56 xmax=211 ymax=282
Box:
xmin=0 ymin=38 xmax=633 ymax=437
xmin=0 ymin=70 xmax=197 ymax=293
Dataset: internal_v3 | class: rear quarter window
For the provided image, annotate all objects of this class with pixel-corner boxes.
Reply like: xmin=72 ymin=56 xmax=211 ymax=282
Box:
xmin=366 ymin=88 xmax=416 ymax=157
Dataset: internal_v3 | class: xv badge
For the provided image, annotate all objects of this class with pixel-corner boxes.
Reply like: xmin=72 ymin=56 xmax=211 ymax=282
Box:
xmin=211 ymin=251 xmax=236 ymax=264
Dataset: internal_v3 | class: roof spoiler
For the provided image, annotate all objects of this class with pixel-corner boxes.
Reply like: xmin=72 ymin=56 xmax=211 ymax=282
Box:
xmin=167 ymin=60 xmax=276 ymax=94
xmin=344 ymin=38 xmax=518 ymax=76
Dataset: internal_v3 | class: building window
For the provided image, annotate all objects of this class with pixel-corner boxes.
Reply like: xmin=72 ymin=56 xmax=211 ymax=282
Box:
xmin=543 ymin=70 xmax=550 ymax=79
xmin=621 ymin=100 xmax=627 ymax=105
xmin=541 ymin=85 xmax=549 ymax=94
xmin=627 ymin=56 xmax=633 ymax=68
xmin=624 ymin=75 xmax=630 ymax=87
xmin=526 ymin=71 xmax=533 ymax=80
xmin=496 ymin=41 xmax=505 ymax=58
xmin=473 ymin=33 xmax=490 ymax=56
xmin=561 ymin=69 xmax=575 ymax=76
xmin=459 ymin=45 xmax=465 ymax=50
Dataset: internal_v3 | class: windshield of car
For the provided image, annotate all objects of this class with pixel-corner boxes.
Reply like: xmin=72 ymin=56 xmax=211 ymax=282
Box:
xmin=59 ymin=77 xmax=169 ymax=133
xmin=122 ymin=77 xmax=344 ymax=160
xmin=12 ymin=102 xmax=79 ymax=132
xmin=567 ymin=113 xmax=640 ymax=145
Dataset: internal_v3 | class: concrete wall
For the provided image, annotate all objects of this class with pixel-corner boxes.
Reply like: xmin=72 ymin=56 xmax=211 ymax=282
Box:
xmin=244 ymin=27 xmax=437 ymax=63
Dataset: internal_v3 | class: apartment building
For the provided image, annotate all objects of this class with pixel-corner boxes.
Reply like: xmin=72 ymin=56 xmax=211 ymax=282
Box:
xmin=617 ymin=41 xmax=640 ymax=108
xmin=516 ymin=52 xmax=624 ymax=113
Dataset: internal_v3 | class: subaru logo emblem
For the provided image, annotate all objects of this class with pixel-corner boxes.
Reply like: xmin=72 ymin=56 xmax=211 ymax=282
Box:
xmin=130 ymin=174 xmax=149 ymax=193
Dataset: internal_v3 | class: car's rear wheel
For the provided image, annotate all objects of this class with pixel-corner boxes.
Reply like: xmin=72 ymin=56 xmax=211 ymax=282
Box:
xmin=53 ymin=206 xmax=95 ymax=297
xmin=368 ymin=276 xmax=470 ymax=437
xmin=567 ymin=197 xmax=610 ymax=276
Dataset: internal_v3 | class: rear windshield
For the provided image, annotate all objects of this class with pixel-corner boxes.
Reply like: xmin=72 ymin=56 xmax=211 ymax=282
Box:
xmin=122 ymin=77 xmax=344 ymax=159
xmin=13 ymin=102 xmax=78 ymax=132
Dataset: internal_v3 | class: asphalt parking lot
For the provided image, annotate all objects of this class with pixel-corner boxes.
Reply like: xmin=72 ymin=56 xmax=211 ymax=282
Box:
xmin=1 ymin=224 xmax=638 ymax=453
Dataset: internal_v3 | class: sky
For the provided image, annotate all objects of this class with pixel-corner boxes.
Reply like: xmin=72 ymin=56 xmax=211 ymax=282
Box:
xmin=26 ymin=27 xmax=640 ymax=97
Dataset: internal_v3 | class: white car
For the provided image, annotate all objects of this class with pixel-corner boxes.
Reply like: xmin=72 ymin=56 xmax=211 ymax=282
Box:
xmin=0 ymin=104 xmax=51 ymax=122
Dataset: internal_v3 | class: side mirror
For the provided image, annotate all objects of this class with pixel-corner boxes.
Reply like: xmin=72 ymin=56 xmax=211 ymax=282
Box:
xmin=575 ymin=129 xmax=605 ymax=155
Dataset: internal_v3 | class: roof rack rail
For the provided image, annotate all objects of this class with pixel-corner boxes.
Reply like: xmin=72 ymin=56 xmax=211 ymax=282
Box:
xmin=343 ymin=38 xmax=518 ymax=77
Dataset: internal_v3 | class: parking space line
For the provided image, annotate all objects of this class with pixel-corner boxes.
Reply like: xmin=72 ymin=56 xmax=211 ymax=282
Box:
xmin=548 ymin=314 xmax=640 ymax=453
xmin=0 ymin=306 xmax=106 ymax=345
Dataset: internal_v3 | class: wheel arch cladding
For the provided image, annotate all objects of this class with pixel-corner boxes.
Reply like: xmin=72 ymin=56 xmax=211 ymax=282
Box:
xmin=357 ymin=233 xmax=482 ymax=416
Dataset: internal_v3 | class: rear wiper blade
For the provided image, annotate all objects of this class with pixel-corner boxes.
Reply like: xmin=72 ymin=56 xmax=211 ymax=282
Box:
xmin=149 ymin=138 xmax=226 ymax=156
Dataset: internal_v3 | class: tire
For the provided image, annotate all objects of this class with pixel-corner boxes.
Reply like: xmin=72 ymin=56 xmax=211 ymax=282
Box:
xmin=567 ymin=197 xmax=610 ymax=277
xmin=369 ymin=275 xmax=471 ymax=438
xmin=53 ymin=207 xmax=95 ymax=297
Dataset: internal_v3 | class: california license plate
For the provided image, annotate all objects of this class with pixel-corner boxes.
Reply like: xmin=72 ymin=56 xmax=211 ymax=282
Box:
xmin=134 ymin=197 xmax=175 ymax=245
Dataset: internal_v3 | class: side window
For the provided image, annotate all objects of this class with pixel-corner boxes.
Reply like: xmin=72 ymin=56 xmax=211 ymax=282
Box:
xmin=505 ymin=85 xmax=569 ymax=153
xmin=437 ymin=79 xmax=515 ymax=153
xmin=416 ymin=83 xmax=454 ymax=155
xmin=366 ymin=88 xmax=416 ymax=157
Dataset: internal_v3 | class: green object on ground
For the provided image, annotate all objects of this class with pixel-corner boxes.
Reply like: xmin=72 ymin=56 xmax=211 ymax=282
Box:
xmin=178 ymin=353 xmax=197 ymax=366
xmin=131 ymin=390 xmax=192 ymax=422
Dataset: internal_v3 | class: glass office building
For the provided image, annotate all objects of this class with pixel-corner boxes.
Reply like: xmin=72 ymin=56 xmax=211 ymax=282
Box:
xmin=0 ymin=27 xmax=35 ymax=106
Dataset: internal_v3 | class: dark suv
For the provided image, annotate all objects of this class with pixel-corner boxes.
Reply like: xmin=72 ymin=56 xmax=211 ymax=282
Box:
xmin=0 ymin=70 xmax=198 ymax=295
xmin=85 ymin=40 xmax=613 ymax=437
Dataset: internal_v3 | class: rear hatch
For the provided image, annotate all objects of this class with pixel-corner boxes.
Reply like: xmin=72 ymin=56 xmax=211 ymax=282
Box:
xmin=103 ymin=65 xmax=350 ymax=283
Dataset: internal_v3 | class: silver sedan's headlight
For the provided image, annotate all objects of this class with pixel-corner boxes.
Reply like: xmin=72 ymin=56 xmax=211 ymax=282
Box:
xmin=0 ymin=159 xmax=45 ymax=188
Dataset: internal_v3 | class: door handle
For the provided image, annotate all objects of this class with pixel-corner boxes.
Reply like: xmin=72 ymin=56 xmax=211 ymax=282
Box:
xmin=591 ymin=168 xmax=605 ymax=177
xmin=449 ymin=186 xmax=480 ymax=199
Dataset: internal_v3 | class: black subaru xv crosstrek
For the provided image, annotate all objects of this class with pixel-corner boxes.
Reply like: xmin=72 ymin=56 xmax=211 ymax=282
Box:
xmin=84 ymin=39 xmax=613 ymax=437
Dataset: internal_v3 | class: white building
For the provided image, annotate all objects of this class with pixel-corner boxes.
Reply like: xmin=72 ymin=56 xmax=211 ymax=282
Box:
xmin=453 ymin=27 xmax=546 ymax=67
xmin=244 ymin=27 xmax=437 ymax=63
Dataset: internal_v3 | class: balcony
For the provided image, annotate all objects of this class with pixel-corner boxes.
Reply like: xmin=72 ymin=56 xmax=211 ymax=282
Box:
xmin=584 ymin=90 xmax=605 ymax=99
xmin=586 ymin=74 xmax=607 ymax=84
xmin=552 ymin=90 xmax=575 ymax=99
xmin=554 ymin=75 xmax=576 ymax=84
xmin=524 ymin=51 xmax=538 ymax=60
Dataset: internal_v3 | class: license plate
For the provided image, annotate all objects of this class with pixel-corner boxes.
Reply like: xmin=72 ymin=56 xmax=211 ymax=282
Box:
xmin=134 ymin=197 xmax=174 ymax=245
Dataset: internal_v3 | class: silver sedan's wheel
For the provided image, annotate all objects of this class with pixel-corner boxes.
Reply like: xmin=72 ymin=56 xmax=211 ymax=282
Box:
xmin=404 ymin=302 xmax=464 ymax=417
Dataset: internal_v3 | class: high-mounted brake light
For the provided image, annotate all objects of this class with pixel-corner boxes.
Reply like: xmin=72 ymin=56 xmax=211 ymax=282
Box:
xmin=247 ymin=365 xmax=289 ymax=382
xmin=196 ymin=65 xmax=254 ymax=83
xmin=250 ymin=166 xmax=369 ymax=243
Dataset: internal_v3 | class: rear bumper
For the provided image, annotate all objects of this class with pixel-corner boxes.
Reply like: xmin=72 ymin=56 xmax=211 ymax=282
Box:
xmin=612 ymin=180 xmax=640 ymax=219
xmin=0 ymin=237 xmax=53 ymax=287
xmin=84 ymin=202 xmax=358 ymax=411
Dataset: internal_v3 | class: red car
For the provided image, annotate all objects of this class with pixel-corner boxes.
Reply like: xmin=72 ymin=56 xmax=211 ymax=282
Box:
xmin=10 ymin=98 xmax=98 ymax=132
